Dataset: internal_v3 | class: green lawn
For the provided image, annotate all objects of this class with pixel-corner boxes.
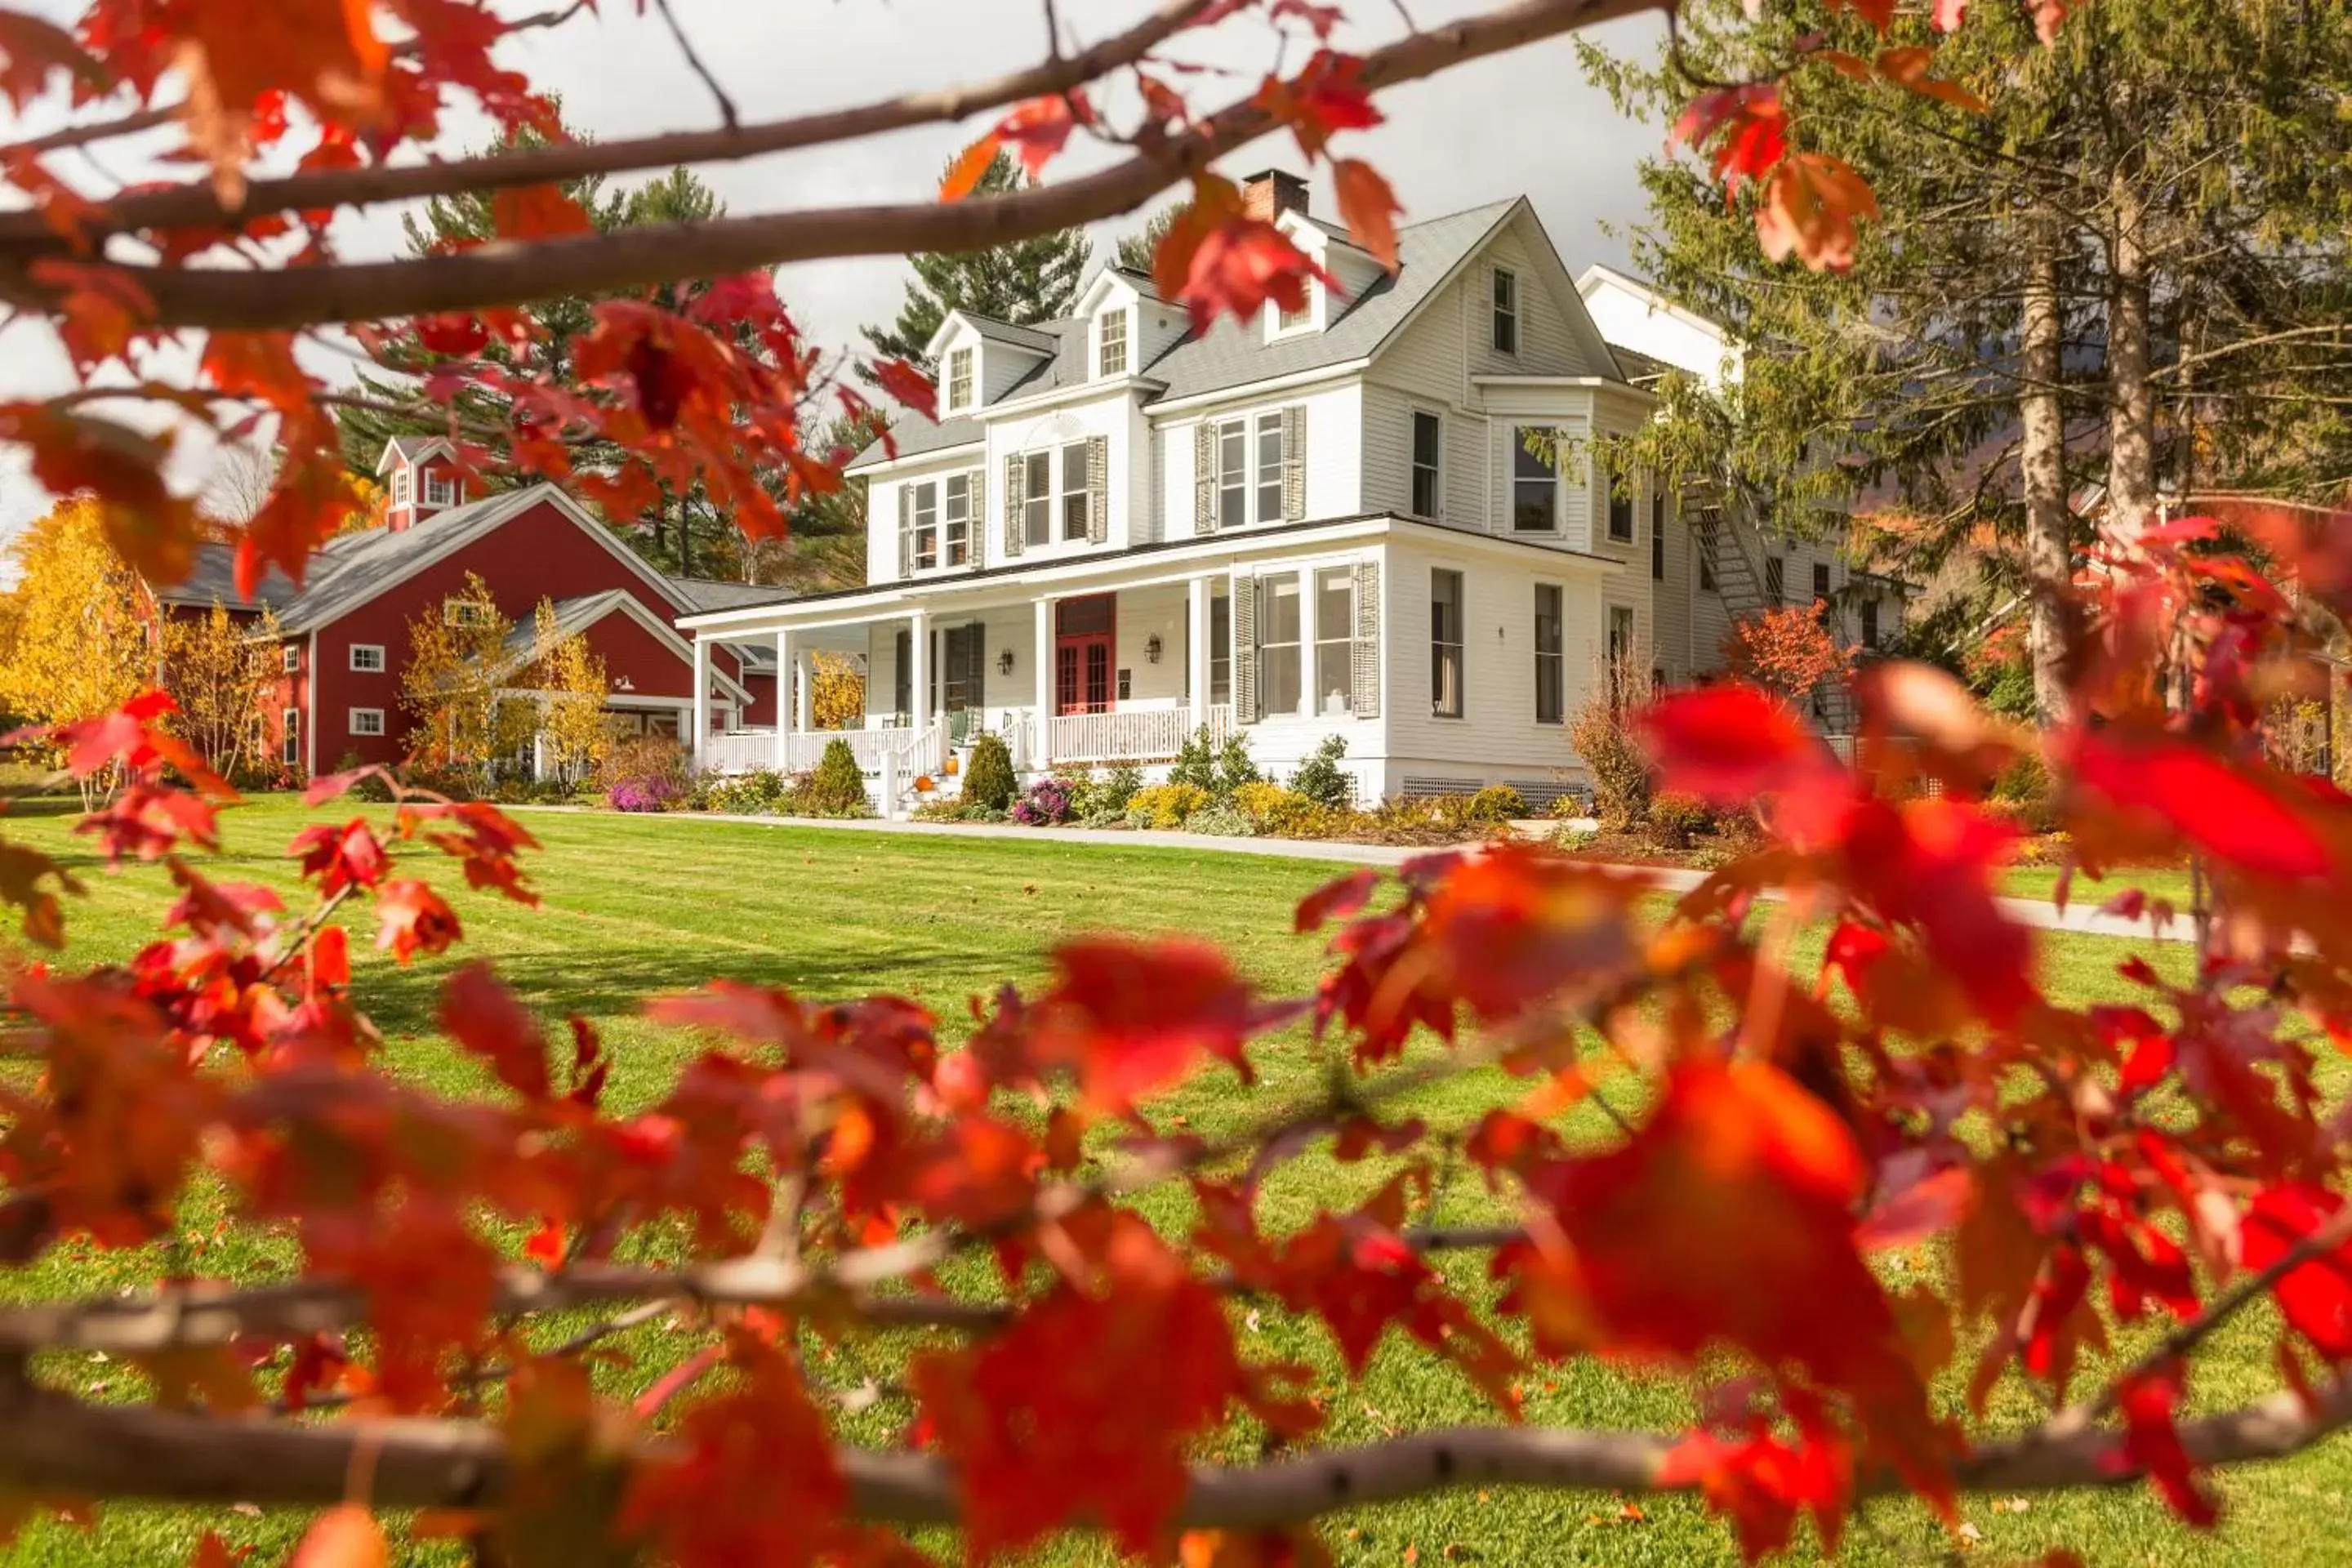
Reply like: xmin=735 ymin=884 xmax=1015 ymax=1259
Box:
xmin=0 ymin=796 xmax=2341 ymax=1567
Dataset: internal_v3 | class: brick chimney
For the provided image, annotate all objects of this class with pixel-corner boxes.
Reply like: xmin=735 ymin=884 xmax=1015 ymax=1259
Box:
xmin=1241 ymin=168 xmax=1310 ymax=223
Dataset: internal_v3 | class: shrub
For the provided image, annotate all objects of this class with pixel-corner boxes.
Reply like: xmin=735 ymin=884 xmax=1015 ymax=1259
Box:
xmin=1568 ymin=670 xmax=1653 ymax=831
xmin=963 ymin=733 xmax=1017 ymax=812
xmin=1187 ymin=803 xmax=1256 ymax=837
xmin=1050 ymin=768 xmax=1099 ymax=820
xmin=798 ymin=739 xmax=871 ymax=817
xmin=1214 ymin=734 xmax=1261 ymax=795
xmin=1095 ymin=761 xmax=1144 ymax=816
xmin=707 ymin=768 xmax=794 ymax=816
xmin=1235 ymin=781 xmax=1343 ymax=839
xmin=1468 ymin=784 xmax=1527 ymax=823
xmin=1125 ymin=782 xmax=1211 ymax=830
xmin=912 ymin=798 xmax=1004 ymax=824
xmin=1076 ymin=807 xmax=1128 ymax=830
xmin=596 ymin=735 xmax=690 ymax=796
xmin=1011 ymin=777 xmax=1074 ymax=826
xmin=1646 ymin=791 xmax=1714 ymax=850
xmin=1168 ymin=728 xmax=1217 ymax=793
xmin=1289 ymin=735 xmax=1352 ymax=808
xmin=608 ymin=780 xmax=672 ymax=813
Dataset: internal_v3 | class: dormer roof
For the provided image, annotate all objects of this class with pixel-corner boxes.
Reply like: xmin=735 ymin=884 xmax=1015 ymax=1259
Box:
xmin=923 ymin=309 xmax=1058 ymax=364
xmin=374 ymin=434 xmax=452 ymax=474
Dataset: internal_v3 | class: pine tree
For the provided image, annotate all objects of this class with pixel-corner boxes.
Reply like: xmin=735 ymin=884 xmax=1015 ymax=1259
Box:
xmin=1114 ymin=204 xmax=1184 ymax=274
xmin=1585 ymin=0 xmax=2352 ymax=720
xmin=859 ymin=150 xmax=1091 ymax=379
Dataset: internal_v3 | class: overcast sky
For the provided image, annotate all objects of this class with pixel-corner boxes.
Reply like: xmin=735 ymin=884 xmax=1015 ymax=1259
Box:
xmin=0 ymin=0 xmax=1677 ymax=541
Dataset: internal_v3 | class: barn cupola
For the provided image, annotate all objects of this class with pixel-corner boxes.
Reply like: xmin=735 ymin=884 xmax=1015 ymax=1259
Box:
xmin=374 ymin=436 xmax=466 ymax=532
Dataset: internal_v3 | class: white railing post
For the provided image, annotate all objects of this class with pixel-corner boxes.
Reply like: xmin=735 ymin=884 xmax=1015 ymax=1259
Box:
xmin=880 ymin=750 xmax=899 ymax=820
xmin=690 ymin=635 xmax=712 ymax=768
xmin=1187 ymin=576 xmax=1210 ymax=737
xmin=1032 ymin=597 xmax=1054 ymax=769
xmin=773 ymin=630 xmax=794 ymax=773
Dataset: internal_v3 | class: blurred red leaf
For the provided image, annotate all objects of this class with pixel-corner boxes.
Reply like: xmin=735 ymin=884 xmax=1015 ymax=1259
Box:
xmin=439 ymin=963 xmax=550 ymax=1102
xmin=1757 ymin=154 xmax=1880 ymax=272
xmin=2073 ymin=733 xmax=2330 ymax=880
xmin=1331 ymin=157 xmax=1401 ymax=271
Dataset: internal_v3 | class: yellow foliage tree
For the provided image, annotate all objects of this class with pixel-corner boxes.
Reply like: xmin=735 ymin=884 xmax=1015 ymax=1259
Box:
xmin=163 ymin=601 xmax=283 ymax=782
xmin=0 ymin=496 xmax=154 ymax=798
xmin=810 ymin=650 xmax=866 ymax=731
xmin=400 ymin=573 xmax=532 ymax=792
xmin=530 ymin=599 xmax=611 ymax=786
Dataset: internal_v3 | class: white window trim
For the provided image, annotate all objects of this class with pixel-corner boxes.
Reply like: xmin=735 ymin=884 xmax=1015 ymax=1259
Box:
xmin=1532 ymin=580 xmax=1566 ymax=728
xmin=1430 ymin=567 xmax=1467 ymax=721
xmin=422 ymin=471 xmax=457 ymax=508
xmin=392 ymin=468 xmax=412 ymax=506
xmin=281 ymin=644 xmax=300 ymax=673
xmin=1604 ymin=466 xmax=1638 ymax=546
xmin=1408 ymin=408 xmax=1443 ymax=520
xmin=1264 ymin=281 xmax=1322 ymax=343
xmin=1014 ymin=445 xmax=1107 ymax=559
xmin=1492 ymin=266 xmax=1520 ymax=355
xmin=1096 ymin=310 xmax=1129 ymax=378
xmin=348 ymin=707 xmax=386 ymax=737
xmin=945 ymin=346 xmax=974 ymax=412
xmin=1210 ymin=410 xmax=1289 ymax=532
xmin=906 ymin=471 xmax=981 ymax=574
xmin=281 ymin=706 xmax=301 ymax=766
xmin=1509 ymin=424 xmax=1564 ymax=536
xmin=348 ymin=643 xmax=386 ymax=672
xmin=444 ymin=599 xmax=492 ymax=627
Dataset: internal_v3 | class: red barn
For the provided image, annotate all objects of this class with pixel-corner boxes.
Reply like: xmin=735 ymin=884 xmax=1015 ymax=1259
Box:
xmin=155 ymin=438 xmax=782 ymax=778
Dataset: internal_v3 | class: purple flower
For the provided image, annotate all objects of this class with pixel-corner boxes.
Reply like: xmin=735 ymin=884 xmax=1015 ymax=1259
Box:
xmin=1013 ymin=777 xmax=1071 ymax=826
xmin=609 ymin=777 xmax=679 ymax=813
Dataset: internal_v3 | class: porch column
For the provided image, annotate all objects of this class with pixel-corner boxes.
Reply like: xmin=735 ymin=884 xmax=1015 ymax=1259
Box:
xmin=1187 ymin=575 xmax=1210 ymax=733
xmin=773 ymin=630 xmax=795 ymax=772
xmin=690 ymin=635 xmax=712 ymax=764
xmin=794 ymin=648 xmax=813 ymax=732
xmin=1033 ymin=596 xmax=1054 ymax=768
xmin=909 ymin=609 xmax=931 ymax=743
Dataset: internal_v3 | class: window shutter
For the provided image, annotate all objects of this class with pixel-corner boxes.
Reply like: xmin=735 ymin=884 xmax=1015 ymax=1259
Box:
xmin=1085 ymin=435 xmax=1110 ymax=545
xmin=897 ymin=485 xmax=913 ymax=578
xmin=1003 ymin=456 xmax=1025 ymax=558
xmin=1232 ymin=574 xmax=1259 ymax=722
xmin=1193 ymin=423 xmax=1216 ymax=536
xmin=1351 ymin=559 xmax=1380 ymax=718
xmin=1280 ymin=404 xmax=1306 ymax=520
xmin=967 ymin=466 xmax=986 ymax=568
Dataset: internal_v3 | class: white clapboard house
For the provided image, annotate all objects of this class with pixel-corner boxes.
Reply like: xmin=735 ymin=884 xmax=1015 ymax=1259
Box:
xmin=676 ymin=170 xmax=1897 ymax=810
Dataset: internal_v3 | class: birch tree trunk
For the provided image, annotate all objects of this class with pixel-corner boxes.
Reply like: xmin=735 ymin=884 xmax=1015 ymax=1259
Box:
xmin=2105 ymin=172 xmax=2159 ymax=545
xmin=2022 ymin=207 xmax=2074 ymax=727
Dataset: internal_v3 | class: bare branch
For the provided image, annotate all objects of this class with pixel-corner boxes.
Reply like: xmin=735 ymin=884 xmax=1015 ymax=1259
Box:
xmin=0 ymin=0 xmax=1666 ymax=331
xmin=650 ymin=0 xmax=739 ymax=130
xmin=6 ymin=1374 xmax=2350 ymax=1525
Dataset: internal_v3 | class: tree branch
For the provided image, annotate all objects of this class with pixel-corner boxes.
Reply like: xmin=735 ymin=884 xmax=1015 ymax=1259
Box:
xmin=650 ymin=0 xmax=739 ymax=130
xmin=5 ymin=1374 xmax=2348 ymax=1525
xmin=0 ymin=0 xmax=1666 ymax=331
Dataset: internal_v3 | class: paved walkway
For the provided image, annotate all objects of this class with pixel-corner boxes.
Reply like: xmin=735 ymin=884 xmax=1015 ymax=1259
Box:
xmin=512 ymin=807 xmax=2188 ymax=944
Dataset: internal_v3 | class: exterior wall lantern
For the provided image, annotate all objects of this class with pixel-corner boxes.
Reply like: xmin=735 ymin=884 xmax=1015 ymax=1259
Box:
xmin=1144 ymin=634 xmax=1163 ymax=665
xmin=998 ymin=648 xmax=1015 ymax=675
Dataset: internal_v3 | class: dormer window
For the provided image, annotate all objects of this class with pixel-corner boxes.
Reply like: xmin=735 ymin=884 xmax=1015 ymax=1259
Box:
xmin=392 ymin=468 xmax=412 ymax=507
xmin=1098 ymin=310 xmax=1128 ymax=377
xmin=424 ymin=471 xmax=456 ymax=508
xmin=1277 ymin=294 xmax=1312 ymax=332
xmin=945 ymin=347 xmax=973 ymax=413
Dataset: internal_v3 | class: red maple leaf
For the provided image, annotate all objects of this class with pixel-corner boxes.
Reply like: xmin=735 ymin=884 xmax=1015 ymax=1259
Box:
xmin=376 ymin=880 xmax=461 ymax=964
xmin=439 ymin=963 xmax=550 ymax=1102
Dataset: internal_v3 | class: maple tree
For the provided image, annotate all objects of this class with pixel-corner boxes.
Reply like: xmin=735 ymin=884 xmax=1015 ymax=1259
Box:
xmin=8 ymin=2 xmax=2350 ymax=1565
xmin=1724 ymin=599 xmax=1855 ymax=709
xmin=160 ymin=598 xmax=284 ymax=783
xmin=0 ymin=495 xmax=155 ymax=802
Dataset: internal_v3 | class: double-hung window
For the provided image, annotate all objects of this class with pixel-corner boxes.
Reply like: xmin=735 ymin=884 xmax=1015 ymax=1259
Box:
xmin=1862 ymin=597 xmax=1882 ymax=649
xmin=1492 ymin=268 xmax=1519 ymax=354
xmin=942 ymin=474 xmax=971 ymax=566
xmin=282 ymin=643 xmax=301 ymax=673
xmin=1314 ymin=568 xmax=1356 ymax=717
xmin=1512 ymin=426 xmax=1560 ymax=533
xmin=1258 ymin=575 xmax=1303 ymax=716
xmin=1098 ymin=311 xmax=1127 ymax=376
xmin=1535 ymin=585 xmax=1565 ymax=724
xmin=1022 ymin=452 xmax=1052 ymax=547
xmin=1431 ymin=568 xmax=1464 ymax=719
xmin=910 ymin=480 xmax=940 ymax=571
xmin=1650 ymin=493 xmax=1667 ymax=580
xmin=946 ymin=347 xmax=973 ymax=412
xmin=349 ymin=644 xmax=385 ymax=673
xmin=1214 ymin=412 xmax=1290 ymax=529
xmin=281 ymin=707 xmax=300 ymax=767
xmin=1765 ymin=555 xmax=1786 ymax=605
xmin=1812 ymin=561 xmax=1831 ymax=604
xmin=349 ymin=708 xmax=385 ymax=737
xmin=1060 ymin=441 xmax=1091 ymax=541
xmin=392 ymin=469 xmax=412 ymax=508
xmin=1606 ymin=471 xmax=1635 ymax=542
xmin=424 ymin=471 xmax=456 ymax=507
xmin=1410 ymin=412 xmax=1441 ymax=518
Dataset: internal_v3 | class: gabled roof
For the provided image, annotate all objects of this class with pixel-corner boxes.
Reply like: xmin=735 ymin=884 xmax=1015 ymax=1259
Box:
xmin=375 ymin=434 xmax=453 ymax=473
xmin=960 ymin=314 xmax=1059 ymax=354
xmin=493 ymin=589 xmax=756 ymax=704
xmin=670 ymin=577 xmax=795 ymax=613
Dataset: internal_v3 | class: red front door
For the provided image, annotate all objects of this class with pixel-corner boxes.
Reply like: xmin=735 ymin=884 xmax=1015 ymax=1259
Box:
xmin=1054 ymin=594 xmax=1116 ymax=715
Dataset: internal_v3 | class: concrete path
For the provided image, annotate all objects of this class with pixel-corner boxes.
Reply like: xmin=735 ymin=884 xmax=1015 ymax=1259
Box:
xmin=510 ymin=807 xmax=2187 ymax=945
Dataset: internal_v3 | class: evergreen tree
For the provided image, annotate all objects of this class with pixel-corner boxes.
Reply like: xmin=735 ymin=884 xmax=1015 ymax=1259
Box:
xmin=1114 ymin=204 xmax=1184 ymax=274
xmin=1585 ymin=0 xmax=2352 ymax=721
xmin=859 ymin=150 xmax=1091 ymax=379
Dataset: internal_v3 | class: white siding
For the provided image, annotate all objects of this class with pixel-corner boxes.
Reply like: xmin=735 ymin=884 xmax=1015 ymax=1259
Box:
xmin=1472 ymin=223 xmax=1607 ymax=381
xmin=1577 ymin=271 xmax=1740 ymax=390
xmin=865 ymin=454 xmax=988 ymax=586
xmin=1153 ymin=381 xmax=1364 ymax=535
xmin=1382 ymin=538 xmax=1610 ymax=794
xmin=982 ymin=388 xmax=1143 ymax=568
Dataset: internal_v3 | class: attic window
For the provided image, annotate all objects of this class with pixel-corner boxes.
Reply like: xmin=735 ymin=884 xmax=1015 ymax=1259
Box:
xmin=423 ymin=471 xmax=456 ymax=507
xmin=1277 ymin=292 xmax=1312 ymax=332
xmin=1098 ymin=310 xmax=1128 ymax=377
xmin=946 ymin=347 xmax=973 ymax=412
xmin=1492 ymin=268 xmax=1519 ymax=354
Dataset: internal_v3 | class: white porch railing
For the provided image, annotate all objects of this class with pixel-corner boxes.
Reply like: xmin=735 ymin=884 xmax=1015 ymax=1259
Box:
xmin=706 ymin=724 xmax=945 ymax=778
xmin=1047 ymin=704 xmax=1232 ymax=766
xmin=702 ymin=728 xmax=776 ymax=774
